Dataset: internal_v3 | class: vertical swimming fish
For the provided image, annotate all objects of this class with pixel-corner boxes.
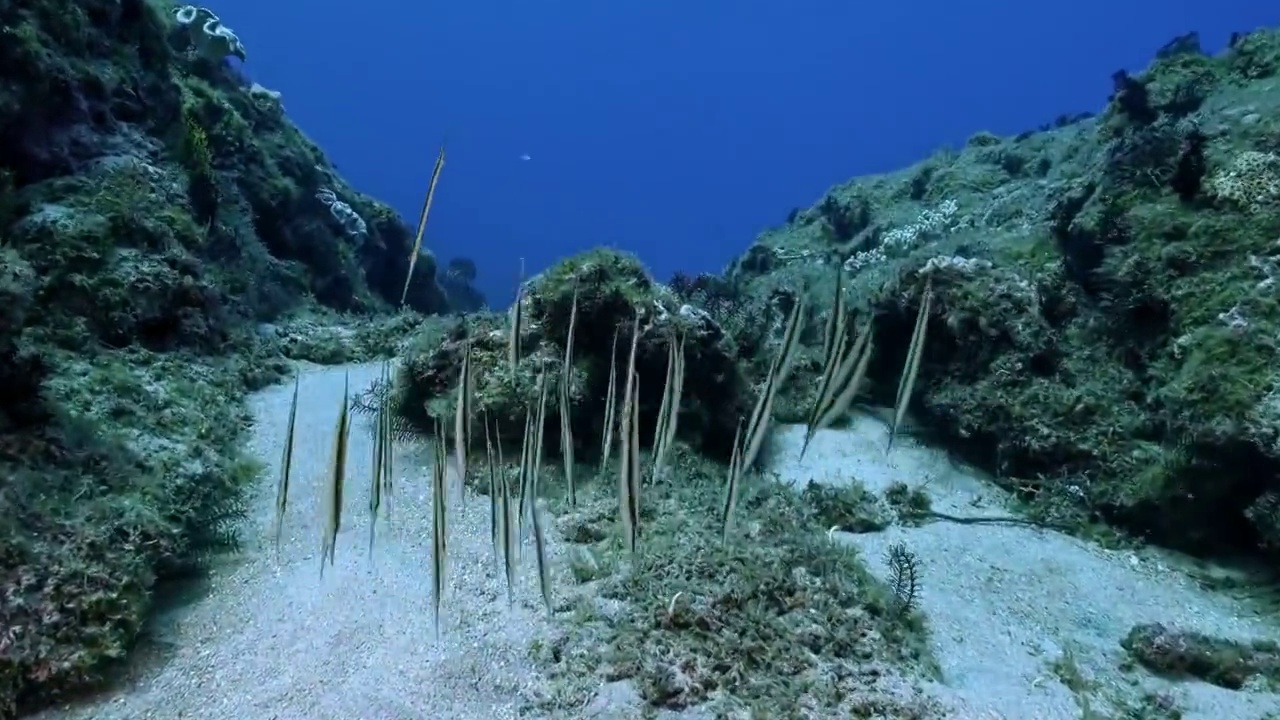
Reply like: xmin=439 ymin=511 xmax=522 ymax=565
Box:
xmin=508 ymin=259 xmax=525 ymax=372
xmin=651 ymin=333 xmax=685 ymax=480
xmin=625 ymin=375 xmax=641 ymax=547
xmin=560 ymin=287 xmax=579 ymax=505
xmin=484 ymin=413 xmax=500 ymax=571
xmin=273 ymin=374 xmax=299 ymax=558
xmin=802 ymin=269 xmax=876 ymax=460
xmin=369 ymin=372 xmax=385 ymax=561
xmin=652 ymin=334 xmax=676 ymax=473
xmin=379 ymin=360 xmax=395 ymax=522
xmin=802 ymin=267 xmax=848 ymax=459
xmin=490 ymin=418 xmax=515 ymax=602
xmin=454 ymin=338 xmax=472 ymax=505
xmin=532 ymin=370 xmax=549 ymax=496
xmin=321 ymin=373 xmax=350 ymax=576
xmin=813 ymin=316 xmax=874 ymax=443
xmin=430 ymin=419 xmax=448 ymax=637
xmin=500 ymin=441 xmax=517 ymax=605
xmin=740 ymin=289 xmax=804 ymax=472
xmin=889 ymin=278 xmax=932 ymax=453
xmin=599 ymin=326 xmax=620 ymax=474
xmin=666 ymin=336 xmax=686 ymax=459
xmin=617 ymin=315 xmax=641 ymax=554
xmin=774 ymin=289 xmax=807 ymax=385
xmin=518 ymin=372 xmax=549 ymax=536
xmin=400 ymin=141 xmax=446 ymax=307
xmin=530 ymin=497 xmax=553 ymax=614
xmin=721 ymin=418 xmax=745 ymax=543
xmin=516 ymin=405 xmax=535 ymax=543
xmin=722 ymin=292 xmax=804 ymax=541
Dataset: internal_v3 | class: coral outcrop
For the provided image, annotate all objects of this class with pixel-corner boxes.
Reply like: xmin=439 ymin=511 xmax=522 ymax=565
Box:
xmin=390 ymin=248 xmax=748 ymax=463
xmin=725 ymin=27 xmax=1280 ymax=560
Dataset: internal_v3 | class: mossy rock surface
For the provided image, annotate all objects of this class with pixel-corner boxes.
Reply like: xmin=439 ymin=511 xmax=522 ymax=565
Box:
xmin=1122 ymin=622 xmax=1280 ymax=691
xmin=721 ymin=28 xmax=1280 ymax=560
xmin=535 ymin=450 xmax=939 ymax=715
xmin=392 ymin=248 xmax=750 ymax=462
xmin=0 ymin=0 xmax=439 ymax=712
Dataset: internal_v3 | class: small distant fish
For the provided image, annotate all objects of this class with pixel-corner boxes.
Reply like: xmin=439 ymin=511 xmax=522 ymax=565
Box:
xmin=519 ymin=153 xmax=532 ymax=161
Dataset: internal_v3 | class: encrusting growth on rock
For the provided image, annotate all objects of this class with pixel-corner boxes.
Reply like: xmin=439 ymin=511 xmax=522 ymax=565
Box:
xmin=5 ymin=7 xmax=1280 ymax=718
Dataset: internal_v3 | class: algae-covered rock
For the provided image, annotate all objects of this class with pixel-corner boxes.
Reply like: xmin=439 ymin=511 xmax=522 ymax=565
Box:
xmin=527 ymin=248 xmax=748 ymax=459
xmin=9 ymin=162 xmax=237 ymax=352
xmin=391 ymin=311 xmax=523 ymax=433
xmin=437 ymin=256 xmax=488 ymax=313
xmin=723 ymin=27 xmax=1280 ymax=561
xmin=267 ymin=311 xmax=426 ymax=365
xmin=0 ymin=0 xmax=443 ymax=711
xmin=391 ymin=248 xmax=748 ymax=461
xmin=1122 ymin=622 xmax=1280 ymax=691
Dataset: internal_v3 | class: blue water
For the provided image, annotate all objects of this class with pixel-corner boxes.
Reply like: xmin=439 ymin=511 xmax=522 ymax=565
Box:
xmin=213 ymin=0 xmax=1273 ymax=306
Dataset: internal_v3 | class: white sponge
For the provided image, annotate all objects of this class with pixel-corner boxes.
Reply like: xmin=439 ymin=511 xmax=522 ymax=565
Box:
xmin=173 ymin=5 xmax=247 ymax=62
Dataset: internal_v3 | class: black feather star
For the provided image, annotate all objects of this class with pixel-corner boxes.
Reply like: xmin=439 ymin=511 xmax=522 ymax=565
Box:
xmin=884 ymin=542 xmax=921 ymax=616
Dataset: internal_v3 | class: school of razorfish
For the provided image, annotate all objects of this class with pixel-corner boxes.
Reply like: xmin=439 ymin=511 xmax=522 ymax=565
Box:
xmin=272 ymin=144 xmax=935 ymax=633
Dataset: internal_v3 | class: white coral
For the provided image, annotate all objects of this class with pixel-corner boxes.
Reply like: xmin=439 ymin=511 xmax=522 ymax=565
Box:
xmin=248 ymin=82 xmax=284 ymax=112
xmin=844 ymin=198 xmax=959 ymax=272
xmin=173 ymin=5 xmax=247 ymax=62
xmin=315 ymin=188 xmax=368 ymax=238
xmin=919 ymin=255 xmax=992 ymax=275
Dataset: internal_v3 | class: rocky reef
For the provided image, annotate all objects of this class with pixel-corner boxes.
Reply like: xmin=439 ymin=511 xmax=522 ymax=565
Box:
xmin=385 ymin=249 xmax=942 ymax=718
xmin=723 ymin=27 xmax=1280 ymax=560
xmin=389 ymin=247 xmax=750 ymax=462
xmin=389 ymin=28 xmax=1280 ymax=569
xmin=5 ymin=1 xmax=1280 ymax=715
xmin=0 ymin=0 xmax=451 ymax=713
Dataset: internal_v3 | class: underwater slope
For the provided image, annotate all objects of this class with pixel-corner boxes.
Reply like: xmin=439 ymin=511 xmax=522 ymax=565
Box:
xmin=0 ymin=0 xmax=448 ymax=713
xmin=726 ymin=26 xmax=1280 ymax=565
xmin=778 ymin=419 xmax=1278 ymax=719
xmin=29 ymin=363 xmax=562 ymax=720
xmin=1 ymin=0 xmax=447 ymax=318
